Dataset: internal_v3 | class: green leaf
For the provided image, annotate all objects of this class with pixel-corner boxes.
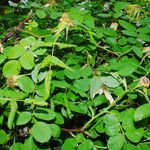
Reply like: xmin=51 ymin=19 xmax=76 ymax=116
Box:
xmin=16 ymin=112 xmax=32 ymax=125
xmin=3 ymin=60 xmax=21 ymax=77
xmin=33 ymin=108 xmax=55 ymax=121
xmin=138 ymin=33 xmax=150 ymax=42
xmin=51 ymin=55 xmax=73 ymax=71
xmin=103 ymin=114 xmax=119 ymax=126
xmin=19 ymin=51 xmax=35 ymax=70
xmin=24 ymin=136 xmax=37 ymax=150
xmin=8 ymin=101 xmax=18 ymax=129
xmin=105 ymin=124 xmax=120 ymax=136
xmin=8 ymin=45 xmax=25 ymax=59
xmin=69 ymin=103 xmax=85 ymax=114
xmin=100 ymin=76 xmax=120 ymax=88
xmin=90 ymin=76 xmax=102 ymax=99
xmin=40 ymin=55 xmax=51 ymax=69
xmin=118 ymin=38 xmax=127 ymax=46
xmin=36 ymin=10 xmax=46 ymax=19
xmin=61 ymin=138 xmax=77 ymax=150
xmin=73 ymin=79 xmax=90 ymax=92
xmin=52 ymin=80 xmax=69 ymax=89
xmin=119 ymin=20 xmax=136 ymax=31
xmin=79 ymin=66 xmax=92 ymax=78
xmin=76 ymin=133 xmax=85 ymax=143
xmin=0 ymin=54 xmax=6 ymax=65
xmin=0 ymin=130 xmax=7 ymax=144
xmin=44 ymin=70 xmax=52 ymax=100
xmin=20 ymin=36 xmax=36 ymax=47
xmin=134 ymin=103 xmax=150 ymax=122
xmin=122 ymin=30 xmax=137 ymax=37
xmin=49 ymin=124 xmax=61 ymax=138
xmin=93 ymin=95 xmax=107 ymax=107
xmin=123 ymin=143 xmax=136 ymax=150
xmin=103 ymin=28 xmax=117 ymax=37
xmin=31 ymin=121 xmax=51 ymax=143
xmin=78 ymin=140 xmax=93 ymax=150
xmin=64 ymin=69 xmax=81 ymax=80
xmin=83 ymin=15 xmax=95 ymax=29
xmin=119 ymin=108 xmax=135 ymax=131
xmin=18 ymin=76 xmax=35 ymax=93
xmin=125 ymin=128 xmax=144 ymax=143
xmin=11 ymin=143 xmax=24 ymax=150
xmin=107 ymin=133 xmax=125 ymax=150
xmin=40 ymin=55 xmax=73 ymax=71
xmin=55 ymin=113 xmax=64 ymax=125
xmin=132 ymin=46 xmax=143 ymax=58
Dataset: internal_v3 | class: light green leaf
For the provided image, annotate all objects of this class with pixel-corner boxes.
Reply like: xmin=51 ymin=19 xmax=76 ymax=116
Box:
xmin=3 ymin=60 xmax=21 ymax=77
xmin=51 ymin=55 xmax=73 ymax=71
xmin=23 ymin=136 xmax=37 ymax=150
xmin=90 ymin=76 xmax=103 ymax=99
xmin=40 ymin=55 xmax=73 ymax=71
xmin=125 ymin=128 xmax=144 ymax=143
xmin=44 ymin=70 xmax=52 ymax=100
xmin=78 ymin=140 xmax=93 ymax=150
xmin=79 ymin=66 xmax=92 ymax=78
xmin=122 ymin=30 xmax=137 ymax=37
xmin=69 ymin=103 xmax=85 ymax=114
xmin=36 ymin=10 xmax=46 ymax=19
xmin=16 ymin=112 xmax=32 ymax=125
xmin=40 ymin=55 xmax=51 ymax=69
xmin=55 ymin=113 xmax=64 ymax=125
xmin=31 ymin=122 xmax=51 ymax=143
xmin=119 ymin=20 xmax=136 ymax=31
xmin=103 ymin=114 xmax=119 ymax=126
xmin=134 ymin=103 xmax=150 ymax=122
xmin=73 ymin=79 xmax=90 ymax=92
xmin=52 ymin=80 xmax=69 ymax=89
xmin=18 ymin=76 xmax=35 ymax=93
xmin=33 ymin=108 xmax=55 ymax=121
xmin=8 ymin=101 xmax=18 ymax=129
xmin=132 ymin=46 xmax=143 ymax=58
xmin=20 ymin=36 xmax=36 ymax=47
xmin=0 ymin=54 xmax=6 ymax=64
xmin=107 ymin=133 xmax=125 ymax=150
xmin=49 ymin=124 xmax=61 ymax=138
xmin=105 ymin=124 xmax=120 ymax=136
xmin=0 ymin=130 xmax=7 ymax=144
xmin=64 ymin=69 xmax=81 ymax=80
xmin=61 ymin=138 xmax=77 ymax=150
xmin=19 ymin=51 xmax=35 ymax=70
xmin=138 ymin=33 xmax=150 ymax=42
xmin=11 ymin=143 xmax=24 ymax=150
xmin=8 ymin=45 xmax=25 ymax=59
xmin=100 ymin=76 xmax=120 ymax=88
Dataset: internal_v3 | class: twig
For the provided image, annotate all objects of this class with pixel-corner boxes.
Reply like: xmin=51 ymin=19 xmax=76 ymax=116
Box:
xmin=0 ymin=13 xmax=35 ymax=44
xmin=62 ymin=127 xmax=92 ymax=137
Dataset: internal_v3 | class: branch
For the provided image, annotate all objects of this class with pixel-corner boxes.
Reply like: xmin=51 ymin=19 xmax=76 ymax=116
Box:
xmin=62 ymin=127 xmax=91 ymax=137
xmin=0 ymin=13 xmax=35 ymax=44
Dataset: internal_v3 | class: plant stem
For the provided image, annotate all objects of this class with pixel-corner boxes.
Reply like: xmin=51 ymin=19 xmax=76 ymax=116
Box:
xmin=83 ymin=90 xmax=128 ymax=129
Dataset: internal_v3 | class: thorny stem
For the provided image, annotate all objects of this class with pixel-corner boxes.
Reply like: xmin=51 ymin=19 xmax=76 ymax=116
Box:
xmin=83 ymin=90 xmax=128 ymax=129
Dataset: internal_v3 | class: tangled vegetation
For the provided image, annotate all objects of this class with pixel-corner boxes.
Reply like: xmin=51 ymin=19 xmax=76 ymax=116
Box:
xmin=0 ymin=0 xmax=150 ymax=150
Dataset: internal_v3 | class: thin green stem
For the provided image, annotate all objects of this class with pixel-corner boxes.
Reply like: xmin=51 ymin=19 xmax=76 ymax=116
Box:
xmin=97 ymin=44 xmax=119 ymax=56
xmin=83 ymin=90 xmax=128 ymax=129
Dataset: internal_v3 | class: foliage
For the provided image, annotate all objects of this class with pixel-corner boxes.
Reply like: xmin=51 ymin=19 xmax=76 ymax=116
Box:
xmin=0 ymin=0 xmax=150 ymax=150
